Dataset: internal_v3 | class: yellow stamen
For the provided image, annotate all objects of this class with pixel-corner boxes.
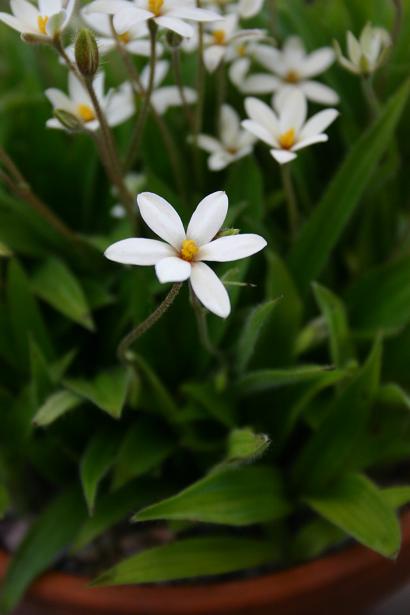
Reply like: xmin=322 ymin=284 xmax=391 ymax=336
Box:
xmin=37 ymin=15 xmax=48 ymax=35
xmin=226 ymin=146 xmax=238 ymax=154
xmin=285 ymin=69 xmax=300 ymax=84
xmin=213 ymin=30 xmax=226 ymax=45
xmin=118 ymin=31 xmax=130 ymax=44
xmin=148 ymin=0 xmax=164 ymax=16
xmin=77 ymin=104 xmax=96 ymax=123
xmin=180 ymin=239 xmax=199 ymax=262
xmin=279 ymin=128 xmax=296 ymax=150
xmin=236 ymin=44 xmax=246 ymax=57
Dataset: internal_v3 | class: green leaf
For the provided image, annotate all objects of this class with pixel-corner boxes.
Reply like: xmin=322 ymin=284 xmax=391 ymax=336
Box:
xmin=377 ymin=383 xmax=410 ymax=410
xmin=225 ymin=156 xmax=264 ymax=221
xmin=80 ymin=429 xmax=122 ymax=514
xmin=313 ymin=282 xmax=353 ymax=367
xmin=64 ymin=366 xmax=130 ymax=419
xmin=33 ymin=390 xmax=82 ymax=427
xmin=92 ymin=536 xmax=275 ymax=586
xmin=0 ymin=484 xmax=9 ymax=519
xmin=383 ymin=486 xmax=410 ymax=509
xmin=112 ymin=417 xmax=175 ymax=489
xmin=347 ymin=255 xmax=410 ymax=334
xmin=292 ymin=339 xmax=381 ymax=492
xmin=290 ymin=518 xmax=345 ymax=562
xmin=288 ymin=79 xmax=410 ymax=293
xmin=237 ymin=365 xmax=331 ymax=395
xmin=236 ymin=299 xmax=280 ymax=374
xmin=134 ymin=354 xmax=179 ymax=421
xmin=181 ymin=382 xmax=234 ymax=427
xmin=305 ymin=473 xmax=401 ymax=558
xmin=133 ymin=466 xmax=290 ymax=526
xmin=225 ymin=427 xmax=270 ymax=465
xmin=31 ymin=257 xmax=94 ymax=330
xmin=0 ymin=487 xmax=85 ymax=614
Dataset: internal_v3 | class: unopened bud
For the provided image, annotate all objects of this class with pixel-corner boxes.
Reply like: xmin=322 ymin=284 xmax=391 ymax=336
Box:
xmin=166 ymin=30 xmax=183 ymax=48
xmin=217 ymin=228 xmax=240 ymax=238
xmin=54 ymin=109 xmax=83 ymax=132
xmin=75 ymin=28 xmax=99 ymax=77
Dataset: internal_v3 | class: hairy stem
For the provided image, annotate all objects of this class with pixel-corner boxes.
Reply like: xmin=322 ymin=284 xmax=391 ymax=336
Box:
xmin=125 ymin=20 xmax=158 ymax=171
xmin=171 ymin=46 xmax=195 ymax=131
xmin=117 ymin=282 xmax=182 ymax=365
xmin=280 ymin=164 xmax=299 ymax=239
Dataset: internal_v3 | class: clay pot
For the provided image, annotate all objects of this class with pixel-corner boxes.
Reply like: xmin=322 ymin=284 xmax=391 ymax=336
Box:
xmin=3 ymin=510 xmax=410 ymax=615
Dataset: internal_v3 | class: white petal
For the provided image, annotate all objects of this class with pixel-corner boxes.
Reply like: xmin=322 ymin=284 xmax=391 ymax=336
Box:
xmin=283 ymin=36 xmax=305 ymax=63
xmin=151 ymin=86 xmax=196 ymax=114
xmin=196 ymin=134 xmax=223 ymax=153
xmin=155 ymin=15 xmax=193 ymax=37
xmin=203 ymin=45 xmax=226 ymax=72
xmin=44 ymin=88 xmax=73 ymax=111
xmin=46 ymin=118 xmax=64 ymax=130
xmin=228 ymin=57 xmax=250 ymax=89
xmin=299 ymin=108 xmax=338 ymax=140
xmin=252 ymin=44 xmax=282 ymax=73
xmin=0 ymin=12 xmax=29 ymax=32
xmin=68 ymin=72 xmax=88 ymax=104
xmin=270 ymin=149 xmax=297 ymax=164
xmin=10 ymin=0 xmax=38 ymax=28
xmin=299 ymin=47 xmax=335 ymax=78
xmin=190 ymin=262 xmax=230 ymax=318
xmin=199 ymin=233 xmax=266 ymax=262
xmin=137 ymin=192 xmax=186 ymax=249
xmin=278 ymin=88 xmax=306 ymax=134
xmin=105 ymin=83 xmax=135 ymax=126
xmin=220 ymin=104 xmax=240 ymax=148
xmin=167 ymin=7 xmax=220 ymax=21
xmin=244 ymin=96 xmax=279 ymax=135
xmin=242 ymin=73 xmax=279 ymax=94
xmin=187 ymin=191 xmax=228 ymax=245
xmin=300 ymin=80 xmax=340 ymax=105
xmin=347 ymin=31 xmax=361 ymax=64
xmin=238 ymin=0 xmax=263 ymax=19
xmin=292 ymin=134 xmax=328 ymax=151
xmin=155 ymin=256 xmax=191 ymax=283
xmin=46 ymin=10 xmax=65 ymax=35
xmin=84 ymin=0 xmax=140 ymax=15
xmin=113 ymin=7 xmax=151 ymax=32
xmin=104 ymin=238 xmax=175 ymax=265
xmin=208 ymin=151 xmax=232 ymax=171
xmin=39 ymin=0 xmax=62 ymax=14
xmin=241 ymin=119 xmax=276 ymax=147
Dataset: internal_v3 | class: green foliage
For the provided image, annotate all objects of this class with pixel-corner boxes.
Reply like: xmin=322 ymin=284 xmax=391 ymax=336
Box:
xmin=0 ymin=0 xmax=409 ymax=605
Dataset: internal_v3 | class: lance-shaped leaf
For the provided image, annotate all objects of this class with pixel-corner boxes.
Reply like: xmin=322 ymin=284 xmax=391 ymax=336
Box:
xmin=92 ymin=536 xmax=276 ymax=586
xmin=313 ymin=282 xmax=354 ymax=367
xmin=305 ymin=473 xmax=401 ymax=558
xmin=236 ymin=299 xmax=280 ymax=374
xmin=33 ymin=390 xmax=82 ymax=427
xmin=133 ymin=466 xmax=290 ymax=526
xmin=237 ymin=365 xmax=331 ymax=395
xmin=288 ymin=79 xmax=410 ymax=293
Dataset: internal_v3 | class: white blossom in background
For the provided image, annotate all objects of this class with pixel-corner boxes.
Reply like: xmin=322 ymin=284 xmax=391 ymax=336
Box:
xmin=105 ymin=191 xmax=267 ymax=318
xmin=0 ymin=0 xmax=75 ymax=40
xmin=228 ymin=44 xmax=279 ymax=93
xmin=45 ymin=72 xmax=135 ymax=131
xmin=203 ymin=14 xmax=265 ymax=72
xmin=111 ymin=173 xmax=146 ymax=218
xmin=79 ymin=12 xmax=164 ymax=57
xmin=242 ymin=89 xmax=338 ymax=165
xmin=139 ymin=59 xmax=197 ymax=114
xmin=203 ymin=0 xmax=264 ymax=19
xmin=334 ymin=23 xmax=391 ymax=76
xmin=195 ymin=104 xmax=256 ymax=170
xmin=83 ymin=0 xmax=220 ymax=39
xmin=249 ymin=36 xmax=339 ymax=106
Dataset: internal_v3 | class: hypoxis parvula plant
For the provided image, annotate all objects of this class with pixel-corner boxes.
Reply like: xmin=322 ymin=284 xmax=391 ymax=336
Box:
xmin=0 ymin=0 xmax=409 ymax=610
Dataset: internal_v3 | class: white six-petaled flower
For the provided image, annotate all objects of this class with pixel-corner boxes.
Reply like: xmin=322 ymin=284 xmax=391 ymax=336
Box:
xmin=195 ymin=104 xmax=255 ymax=170
xmin=83 ymin=0 xmax=220 ymax=40
xmin=45 ymin=71 xmax=135 ymax=131
xmin=334 ymin=23 xmax=391 ymax=76
xmin=105 ymin=191 xmax=267 ymax=318
xmin=242 ymin=89 xmax=339 ymax=165
xmin=0 ymin=0 xmax=75 ymax=39
xmin=249 ymin=35 xmax=339 ymax=107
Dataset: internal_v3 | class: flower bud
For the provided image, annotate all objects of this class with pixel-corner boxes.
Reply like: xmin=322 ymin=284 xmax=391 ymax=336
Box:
xmin=54 ymin=109 xmax=83 ymax=132
xmin=166 ymin=30 xmax=183 ymax=48
xmin=75 ymin=28 xmax=99 ymax=77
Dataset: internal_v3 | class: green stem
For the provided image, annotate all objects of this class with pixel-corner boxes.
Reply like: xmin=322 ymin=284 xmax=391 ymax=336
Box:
xmin=361 ymin=75 xmax=380 ymax=120
xmin=280 ymin=163 xmax=299 ymax=239
xmin=117 ymin=282 xmax=182 ymax=365
xmin=392 ymin=0 xmax=403 ymax=43
xmin=125 ymin=20 xmax=158 ymax=171
xmin=215 ymin=61 xmax=226 ymax=118
xmin=171 ymin=46 xmax=195 ymax=131
xmin=268 ymin=0 xmax=277 ymax=37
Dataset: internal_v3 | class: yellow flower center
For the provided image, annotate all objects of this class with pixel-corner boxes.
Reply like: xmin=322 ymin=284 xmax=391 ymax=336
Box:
xmin=180 ymin=239 xmax=199 ymax=262
xmin=226 ymin=146 xmax=238 ymax=154
xmin=118 ymin=31 xmax=130 ymax=44
xmin=285 ymin=69 xmax=300 ymax=83
xmin=279 ymin=128 xmax=296 ymax=150
xmin=148 ymin=0 xmax=164 ymax=16
xmin=236 ymin=43 xmax=246 ymax=57
xmin=37 ymin=15 xmax=49 ymax=34
xmin=77 ymin=104 xmax=96 ymax=123
xmin=213 ymin=30 xmax=226 ymax=45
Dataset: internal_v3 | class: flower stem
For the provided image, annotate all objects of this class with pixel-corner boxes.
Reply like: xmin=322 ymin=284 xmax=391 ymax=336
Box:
xmin=361 ymin=75 xmax=380 ymax=120
xmin=171 ymin=46 xmax=195 ymax=132
xmin=392 ymin=0 xmax=403 ymax=43
xmin=117 ymin=282 xmax=182 ymax=365
xmin=0 ymin=146 xmax=76 ymax=241
xmin=268 ymin=0 xmax=277 ymax=37
xmin=215 ymin=62 xmax=226 ymax=117
xmin=125 ymin=20 xmax=158 ymax=171
xmin=280 ymin=164 xmax=299 ymax=239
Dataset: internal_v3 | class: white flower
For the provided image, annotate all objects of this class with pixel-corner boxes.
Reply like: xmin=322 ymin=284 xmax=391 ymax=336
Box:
xmin=45 ymin=71 xmax=135 ymax=131
xmin=334 ymin=23 xmax=391 ymax=76
xmin=105 ymin=191 xmax=266 ymax=318
xmin=248 ymin=36 xmax=339 ymax=106
xmin=203 ymin=14 xmax=264 ymax=72
xmin=242 ymin=89 xmax=339 ymax=165
xmin=83 ymin=0 xmax=220 ymax=39
xmin=80 ymin=12 xmax=164 ymax=57
xmin=195 ymin=104 xmax=255 ymax=170
xmin=140 ymin=59 xmax=197 ymax=114
xmin=0 ymin=0 xmax=75 ymax=39
xmin=228 ymin=44 xmax=278 ymax=92
xmin=203 ymin=0 xmax=264 ymax=19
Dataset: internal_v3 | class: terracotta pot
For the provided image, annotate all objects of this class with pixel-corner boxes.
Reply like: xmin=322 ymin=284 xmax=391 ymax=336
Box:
xmin=3 ymin=510 xmax=410 ymax=615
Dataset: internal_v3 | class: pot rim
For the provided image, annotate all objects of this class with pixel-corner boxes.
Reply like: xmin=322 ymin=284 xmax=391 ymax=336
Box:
xmin=1 ymin=509 xmax=410 ymax=615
